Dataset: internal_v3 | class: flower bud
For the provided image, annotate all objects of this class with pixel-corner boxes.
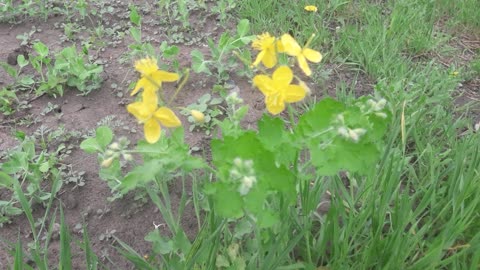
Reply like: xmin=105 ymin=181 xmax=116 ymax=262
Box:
xmin=238 ymin=176 xmax=257 ymax=195
xmin=337 ymin=127 xmax=349 ymax=138
xmin=122 ymin=153 xmax=133 ymax=161
xmin=349 ymin=128 xmax=366 ymax=143
xmin=190 ymin=110 xmax=205 ymax=124
xmin=375 ymin=112 xmax=387 ymax=119
xmin=105 ymin=150 xmax=115 ymax=157
xmin=109 ymin=142 xmax=120 ymax=150
xmin=101 ymin=157 xmax=114 ymax=168
xmin=233 ymin=157 xmax=243 ymax=167
xmin=226 ymin=92 xmax=243 ymax=105
xmin=376 ymin=99 xmax=387 ymax=110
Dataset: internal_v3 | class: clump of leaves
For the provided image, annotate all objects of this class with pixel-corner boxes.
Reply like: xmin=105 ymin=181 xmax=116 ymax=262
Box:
xmin=30 ymin=41 xmax=103 ymax=97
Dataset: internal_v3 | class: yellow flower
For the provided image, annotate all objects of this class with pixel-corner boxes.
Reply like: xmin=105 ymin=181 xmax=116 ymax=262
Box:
xmin=251 ymin=33 xmax=283 ymax=69
xmin=190 ymin=110 xmax=205 ymax=123
xmin=127 ymin=98 xmax=181 ymax=144
xmin=304 ymin=5 xmax=318 ymax=12
xmin=280 ymin=34 xmax=322 ymax=76
xmin=253 ymin=66 xmax=306 ymax=115
xmin=131 ymin=57 xmax=180 ymax=96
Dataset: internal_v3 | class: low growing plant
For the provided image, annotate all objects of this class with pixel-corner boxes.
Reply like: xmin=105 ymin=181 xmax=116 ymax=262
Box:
xmin=79 ymin=23 xmax=393 ymax=268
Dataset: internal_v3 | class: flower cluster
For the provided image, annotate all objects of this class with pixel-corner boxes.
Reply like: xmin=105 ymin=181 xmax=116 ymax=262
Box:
xmin=229 ymin=157 xmax=257 ymax=196
xmin=101 ymin=138 xmax=132 ymax=168
xmin=127 ymin=58 xmax=182 ymax=144
xmin=251 ymin=33 xmax=322 ymax=115
xmin=335 ymin=114 xmax=367 ymax=143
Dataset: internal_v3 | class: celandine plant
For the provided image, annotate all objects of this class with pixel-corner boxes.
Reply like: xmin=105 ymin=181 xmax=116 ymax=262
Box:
xmin=82 ymin=21 xmax=389 ymax=269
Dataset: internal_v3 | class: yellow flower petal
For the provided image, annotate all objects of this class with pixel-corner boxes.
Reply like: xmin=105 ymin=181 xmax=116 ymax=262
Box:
xmin=272 ymin=66 xmax=293 ymax=86
xmin=265 ymin=94 xmax=285 ymax=115
xmin=144 ymin=118 xmax=161 ymax=144
xmin=262 ymin=49 xmax=277 ymax=68
xmin=135 ymin=58 xmax=159 ymax=76
xmin=303 ymin=48 xmax=322 ymax=63
xmin=153 ymin=107 xmax=181 ymax=127
xmin=281 ymin=34 xmax=302 ymax=56
xmin=132 ymin=77 xmax=159 ymax=96
xmin=151 ymin=70 xmax=180 ymax=82
xmin=252 ymin=50 xmax=266 ymax=67
xmin=252 ymin=33 xmax=274 ymax=50
xmin=297 ymin=54 xmax=312 ymax=76
xmin=141 ymin=88 xmax=158 ymax=106
xmin=284 ymin=85 xmax=306 ymax=103
xmin=253 ymin=75 xmax=275 ymax=96
xmin=276 ymin=40 xmax=285 ymax=53
xmin=127 ymin=102 xmax=154 ymax=123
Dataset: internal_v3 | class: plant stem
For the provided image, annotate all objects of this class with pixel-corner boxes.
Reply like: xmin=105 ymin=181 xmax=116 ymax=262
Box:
xmin=168 ymin=68 xmax=190 ymax=106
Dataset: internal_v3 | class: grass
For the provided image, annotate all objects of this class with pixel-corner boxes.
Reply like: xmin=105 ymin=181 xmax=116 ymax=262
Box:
xmin=1 ymin=0 xmax=479 ymax=269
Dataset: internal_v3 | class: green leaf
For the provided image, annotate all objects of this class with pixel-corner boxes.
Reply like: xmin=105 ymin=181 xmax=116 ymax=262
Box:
xmin=162 ymin=44 xmax=179 ymax=58
xmin=256 ymin=210 xmax=279 ymax=228
xmin=4 ymin=205 xmax=23 ymax=216
xmin=173 ymin=231 xmax=192 ymax=254
xmin=17 ymin=54 xmax=28 ymax=68
xmin=79 ymin=138 xmax=100 ymax=154
xmin=14 ymin=236 xmax=23 ymax=270
xmin=0 ymin=62 xmax=17 ymax=78
xmin=119 ymin=160 xmax=161 ymax=194
xmin=0 ymin=171 xmax=14 ymax=188
xmin=33 ymin=42 xmax=49 ymax=58
xmin=216 ymin=255 xmax=230 ymax=268
xmin=2 ymin=152 xmax=28 ymax=174
xmin=130 ymin=27 xmax=141 ymax=43
xmin=296 ymin=97 xmax=345 ymax=138
xmin=309 ymin=138 xmax=380 ymax=175
xmin=258 ymin=114 xmax=286 ymax=149
xmin=59 ymin=206 xmax=72 ymax=270
xmin=145 ymin=230 xmax=174 ymax=255
xmin=39 ymin=162 xmax=49 ymax=173
xmin=19 ymin=75 xmax=35 ymax=85
xmin=95 ymin=126 xmax=113 ymax=148
xmin=212 ymin=183 xmax=244 ymax=218
xmin=129 ymin=6 xmax=141 ymax=26
xmin=115 ymin=238 xmax=156 ymax=270
xmin=236 ymin=19 xmax=250 ymax=37
xmin=234 ymin=219 xmax=253 ymax=239
xmin=191 ymin=50 xmax=211 ymax=75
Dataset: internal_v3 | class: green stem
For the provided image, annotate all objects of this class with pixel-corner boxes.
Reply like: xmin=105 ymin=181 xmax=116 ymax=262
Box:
xmin=287 ymin=104 xmax=296 ymax=129
xmin=167 ymin=68 xmax=190 ymax=106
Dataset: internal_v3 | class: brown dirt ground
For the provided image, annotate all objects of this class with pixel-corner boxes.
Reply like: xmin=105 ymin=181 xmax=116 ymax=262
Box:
xmin=0 ymin=4 xmax=479 ymax=270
